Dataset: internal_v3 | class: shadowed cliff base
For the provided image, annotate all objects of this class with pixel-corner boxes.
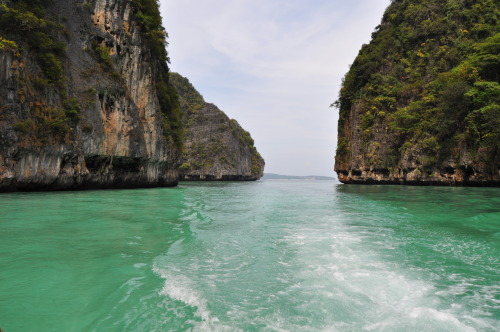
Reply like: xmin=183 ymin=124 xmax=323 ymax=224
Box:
xmin=0 ymin=178 xmax=178 ymax=192
xmin=0 ymin=152 xmax=178 ymax=192
xmin=336 ymin=167 xmax=500 ymax=187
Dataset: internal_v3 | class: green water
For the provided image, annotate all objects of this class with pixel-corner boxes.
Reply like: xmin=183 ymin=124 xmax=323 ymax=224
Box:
xmin=0 ymin=181 xmax=499 ymax=331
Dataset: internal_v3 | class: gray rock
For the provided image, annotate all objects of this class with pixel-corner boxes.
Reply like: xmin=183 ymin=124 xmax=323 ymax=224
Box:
xmin=170 ymin=73 xmax=265 ymax=181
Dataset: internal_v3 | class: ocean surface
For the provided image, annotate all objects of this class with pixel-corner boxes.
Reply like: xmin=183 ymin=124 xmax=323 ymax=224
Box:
xmin=0 ymin=180 xmax=499 ymax=331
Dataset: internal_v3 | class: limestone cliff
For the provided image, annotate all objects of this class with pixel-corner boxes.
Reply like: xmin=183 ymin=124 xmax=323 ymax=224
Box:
xmin=170 ymin=73 xmax=265 ymax=181
xmin=0 ymin=0 xmax=182 ymax=190
xmin=334 ymin=0 xmax=499 ymax=186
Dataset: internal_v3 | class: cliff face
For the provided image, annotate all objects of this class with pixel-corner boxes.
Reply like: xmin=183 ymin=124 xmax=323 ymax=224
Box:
xmin=170 ymin=73 xmax=265 ymax=181
xmin=334 ymin=0 xmax=499 ymax=186
xmin=0 ymin=0 xmax=181 ymax=191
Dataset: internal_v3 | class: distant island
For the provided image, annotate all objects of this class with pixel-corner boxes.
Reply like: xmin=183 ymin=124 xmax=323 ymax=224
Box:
xmin=262 ymin=173 xmax=338 ymax=181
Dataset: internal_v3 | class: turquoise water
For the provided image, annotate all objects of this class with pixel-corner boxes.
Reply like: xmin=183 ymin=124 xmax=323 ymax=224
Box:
xmin=0 ymin=181 xmax=499 ymax=331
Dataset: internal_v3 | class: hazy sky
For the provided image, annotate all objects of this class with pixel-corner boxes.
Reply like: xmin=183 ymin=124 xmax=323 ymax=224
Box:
xmin=159 ymin=0 xmax=391 ymax=176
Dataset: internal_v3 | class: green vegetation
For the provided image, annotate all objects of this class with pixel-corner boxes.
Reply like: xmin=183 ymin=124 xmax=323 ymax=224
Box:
xmin=63 ymin=97 xmax=81 ymax=121
xmin=89 ymin=41 xmax=122 ymax=80
xmin=230 ymin=119 xmax=255 ymax=147
xmin=335 ymin=0 xmax=500 ymax=171
xmin=170 ymin=72 xmax=264 ymax=177
xmin=130 ymin=0 xmax=168 ymax=62
xmin=11 ymin=96 xmax=81 ymax=143
xmin=130 ymin=0 xmax=183 ymax=152
xmin=179 ymin=162 xmax=191 ymax=171
xmin=0 ymin=35 xmax=17 ymax=51
xmin=12 ymin=101 xmax=73 ymax=143
xmin=0 ymin=1 xmax=83 ymax=143
xmin=156 ymin=76 xmax=184 ymax=150
xmin=230 ymin=119 xmax=264 ymax=176
xmin=169 ymin=73 xmax=205 ymax=114
xmin=0 ymin=0 xmax=66 ymax=83
xmin=91 ymin=41 xmax=114 ymax=70
xmin=251 ymin=152 xmax=263 ymax=176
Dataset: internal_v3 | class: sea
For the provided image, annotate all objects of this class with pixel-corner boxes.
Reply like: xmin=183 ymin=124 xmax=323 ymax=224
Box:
xmin=0 ymin=180 xmax=499 ymax=331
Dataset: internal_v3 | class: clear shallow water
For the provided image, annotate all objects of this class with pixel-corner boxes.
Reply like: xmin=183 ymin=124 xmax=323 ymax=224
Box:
xmin=0 ymin=181 xmax=499 ymax=331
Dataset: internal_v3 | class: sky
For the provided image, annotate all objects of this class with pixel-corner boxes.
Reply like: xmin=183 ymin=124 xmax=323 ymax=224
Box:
xmin=159 ymin=0 xmax=391 ymax=177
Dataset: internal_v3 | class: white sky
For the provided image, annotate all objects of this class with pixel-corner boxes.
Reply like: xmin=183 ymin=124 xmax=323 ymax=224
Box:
xmin=159 ymin=0 xmax=391 ymax=176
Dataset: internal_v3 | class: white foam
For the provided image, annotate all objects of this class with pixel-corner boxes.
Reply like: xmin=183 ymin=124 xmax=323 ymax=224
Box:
xmin=117 ymin=276 xmax=145 ymax=305
xmin=153 ymin=266 xmax=238 ymax=331
xmin=153 ymin=266 xmax=211 ymax=321
xmin=133 ymin=263 xmax=147 ymax=269
xmin=281 ymin=215 xmax=487 ymax=331
xmin=363 ymin=306 xmax=476 ymax=332
xmin=409 ymin=307 xmax=476 ymax=331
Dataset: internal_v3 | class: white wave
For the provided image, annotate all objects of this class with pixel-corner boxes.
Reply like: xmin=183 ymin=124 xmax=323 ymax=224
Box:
xmin=153 ymin=266 xmax=239 ymax=331
xmin=153 ymin=266 xmax=210 ymax=320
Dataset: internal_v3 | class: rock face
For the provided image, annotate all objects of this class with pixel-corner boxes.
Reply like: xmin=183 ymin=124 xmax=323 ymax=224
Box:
xmin=170 ymin=73 xmax=265 ymax=181
xmin=334 ymin=0 xmax=500 ymax=186
xmin=0 ymin=0 xmax=181 ymax=191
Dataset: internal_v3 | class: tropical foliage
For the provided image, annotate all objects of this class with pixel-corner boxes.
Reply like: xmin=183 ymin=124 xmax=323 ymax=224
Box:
xmin=0 ymin=0 xmax=65 ymax=83
xmin=130 ymin=0 xmax=168 ymax=62
xmin=335 ymin=0 xmax=500 ymax=171
xmin=169 ymin=72 xmax=205 ymax=115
